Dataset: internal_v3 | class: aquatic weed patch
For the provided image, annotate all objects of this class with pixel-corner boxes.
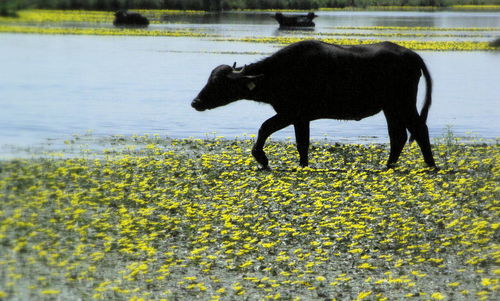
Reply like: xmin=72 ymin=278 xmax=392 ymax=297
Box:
xmin=320 ymin=5 xmax=500 ymax=11
xmin=1 ymin=9 xmax=498 ymax=51
xmin=0 ymin=137 xmax=498 ymax=300
xmin=247 ymin=5 xmax=500 ymax=12
xmin=0 ymin=24 xmax=211 ymax=38
xmin=0 ymin=9 xmax=212 ymax=38
xmin=0 ymin=9 xmax=204 ymax=24
xmin=450 ymin=5 xmax=500 ymax=11
xmin=332 ymin=26 xmax=500 ymax=32
xmin=223 ymin=36 xmax=496 ymax=51
xmin=0 ymin=9 xmax=114 ymax=24
xmin=1 ymin=24 xmax=493 ymax=51
xmin=313 ymin=31 xmax=494 ymax=39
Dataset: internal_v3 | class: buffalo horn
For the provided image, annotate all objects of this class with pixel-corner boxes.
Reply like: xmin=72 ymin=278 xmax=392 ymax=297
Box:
xmin=232 ymin=65 xmax=246 ymax=74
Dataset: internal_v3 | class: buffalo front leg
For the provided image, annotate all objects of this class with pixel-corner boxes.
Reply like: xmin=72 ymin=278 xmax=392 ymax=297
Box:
xmin=294 ymin=121 xmax=310 ymax=167
xmin=252 ymin=114 xmax=291 ymax=169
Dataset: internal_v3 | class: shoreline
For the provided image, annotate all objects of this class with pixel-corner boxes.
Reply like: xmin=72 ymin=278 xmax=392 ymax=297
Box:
xmin=1 ymin=134 xmax=498 ymax=160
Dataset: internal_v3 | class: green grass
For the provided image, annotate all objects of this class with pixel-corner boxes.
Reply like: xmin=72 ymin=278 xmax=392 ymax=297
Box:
xmin=0 ymin=135 xmax=498 ymax=300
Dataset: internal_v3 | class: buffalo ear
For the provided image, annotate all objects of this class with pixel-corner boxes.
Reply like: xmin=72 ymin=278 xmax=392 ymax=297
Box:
xmin=247 ymin=81 xmax=257 ymax=91
xmin=244 ymin=74 xmax=264 ymax=91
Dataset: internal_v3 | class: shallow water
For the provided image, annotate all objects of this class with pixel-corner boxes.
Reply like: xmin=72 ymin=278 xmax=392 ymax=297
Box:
xmin=0 ymin=11 xmax=499 ymax=151
xmin=165 ymin=10 xmax=500 ymax=30
xmin=153 ymin=10 xmax=500 ymax=41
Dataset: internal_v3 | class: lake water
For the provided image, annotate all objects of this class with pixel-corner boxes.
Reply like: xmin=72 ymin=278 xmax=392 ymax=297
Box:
xmin=164 ymin=10 xmax=500 ymax=40
xmin=0 ymin=11 xmax=499 ymax=152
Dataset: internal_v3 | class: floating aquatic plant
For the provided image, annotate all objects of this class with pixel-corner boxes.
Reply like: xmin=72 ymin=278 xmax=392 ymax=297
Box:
xmin=1 ymin=9 xmax=498 ymax=52
xmin=0 ymin=24 xmax=211 ymax=37
xmin=332 ymin=26 xmax=500 ymax=32
xmin=0 ymin=9 xmax=204 ymax=24
xmin=222 ymin=36 xmax=496 ymax=51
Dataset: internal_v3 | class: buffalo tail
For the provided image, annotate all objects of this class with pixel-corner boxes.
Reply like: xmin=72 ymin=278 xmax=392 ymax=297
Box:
xmin=409 ymin=58 xmax=432 ymax=143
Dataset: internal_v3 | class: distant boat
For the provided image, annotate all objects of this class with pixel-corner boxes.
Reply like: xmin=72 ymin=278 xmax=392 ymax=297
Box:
xmin=274 ymin=12 xmax=318 ymax=28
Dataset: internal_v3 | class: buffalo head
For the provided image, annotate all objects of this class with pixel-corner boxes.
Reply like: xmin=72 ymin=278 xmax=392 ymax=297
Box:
xmin=115 ymin=9 xmax=127 ymax=18
xmin=191 ymin=63 xmax=262 ymax=111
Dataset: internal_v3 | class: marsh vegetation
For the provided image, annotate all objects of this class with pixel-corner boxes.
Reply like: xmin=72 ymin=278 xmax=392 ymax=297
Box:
xmin=0 ymin=135 xmax=498 ymax=300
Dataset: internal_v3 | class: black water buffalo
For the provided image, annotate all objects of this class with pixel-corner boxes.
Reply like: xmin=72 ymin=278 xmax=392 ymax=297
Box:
xmin=192 ymin=40 xmax=436 ymax=169
xmin=113 ymin=10 xmax=149 ymax=27
xmin=490 ymin=37 xmax=500 ymax=47
xmin=274 ymin=12 xmax=317 ymax=28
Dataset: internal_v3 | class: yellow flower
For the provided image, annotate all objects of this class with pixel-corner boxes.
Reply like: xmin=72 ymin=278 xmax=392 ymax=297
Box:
xmin=431 ymin=292 xmax=445 ymax=300
xmin=481 ymin=278 xmax=492 ymax=286
xmin=356 ymin=291 xmax=372 ymax=300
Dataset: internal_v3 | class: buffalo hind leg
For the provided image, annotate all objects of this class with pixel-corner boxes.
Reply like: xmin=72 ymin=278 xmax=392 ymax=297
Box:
xmin=294 ymin=121 xmax=310 ymax=167
xmin=406 ymin=111 xmax=436 ymax=167
xmin=252 ymin=114 xmax=291 ymax=169
xmin=384 ymin=111 xmax=408 ymax=168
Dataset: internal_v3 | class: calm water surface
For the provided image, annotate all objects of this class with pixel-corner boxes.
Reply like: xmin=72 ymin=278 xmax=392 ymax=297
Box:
xmin=0 ymin=11 xmax=499 ymax=151
xmin=165 ymin=11 xmax=500 ymax=38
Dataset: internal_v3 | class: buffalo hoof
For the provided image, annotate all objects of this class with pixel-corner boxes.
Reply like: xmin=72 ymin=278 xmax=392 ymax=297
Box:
xmin=256 ymin=165 xmax=271 ymax=171
xmin=252 ymin=148 xmax=269 ymax=168
xmin=427 ymin=165 xmax=440 ymax=171
xmin=386 ymin=163 xmax=397 ymax=169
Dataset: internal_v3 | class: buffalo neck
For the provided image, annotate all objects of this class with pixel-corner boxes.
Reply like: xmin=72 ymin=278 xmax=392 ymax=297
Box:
xmin=242 ymin=62 xmax=270 ymax=103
